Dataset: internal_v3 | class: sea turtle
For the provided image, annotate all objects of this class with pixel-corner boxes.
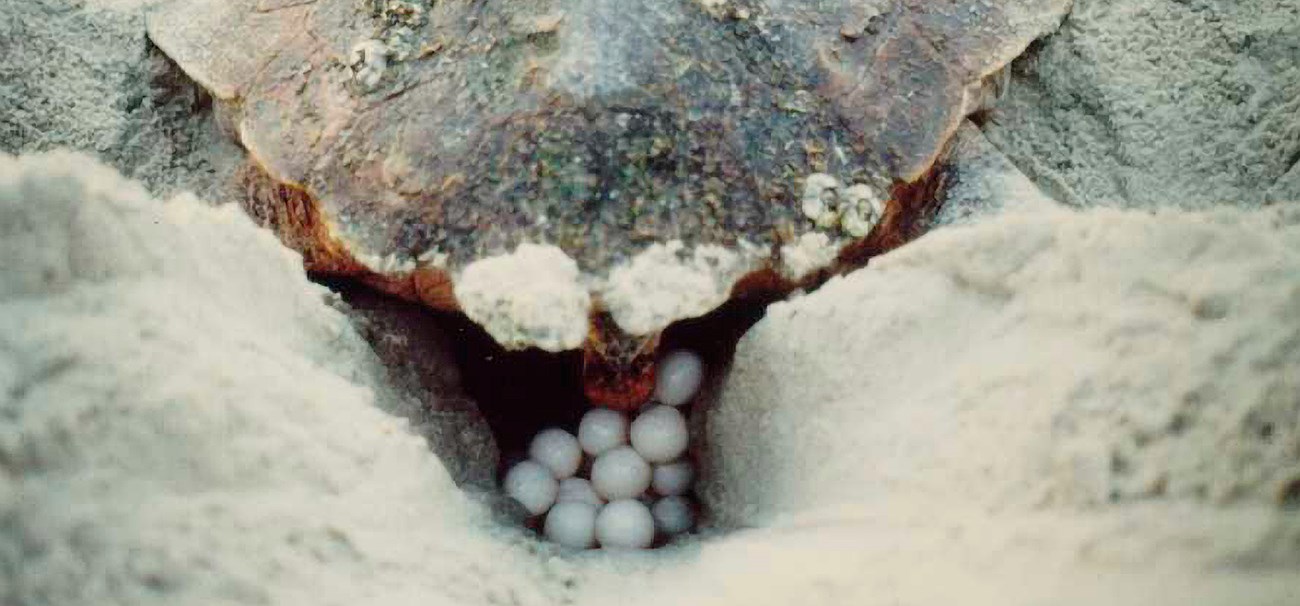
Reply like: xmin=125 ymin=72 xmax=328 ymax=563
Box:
xmin=146 ymin=0 xmax=1072 ymax=408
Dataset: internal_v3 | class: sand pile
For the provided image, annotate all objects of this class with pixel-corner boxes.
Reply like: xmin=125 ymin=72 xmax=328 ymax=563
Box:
xmin=0 ymin=152 xmax=562 ymax=605
xmin=690 ymin=205 xmax=1300 ymax=604
xmin=709 ymin=206 xmax=1300 ymax=516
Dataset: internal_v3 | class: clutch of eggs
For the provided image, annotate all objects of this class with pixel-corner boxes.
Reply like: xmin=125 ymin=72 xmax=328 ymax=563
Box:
xmin=503 ymin=350 xmax=704 ymax=549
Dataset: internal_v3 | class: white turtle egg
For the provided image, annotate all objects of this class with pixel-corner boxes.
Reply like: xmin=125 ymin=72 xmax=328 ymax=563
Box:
xmin=503 ymin=460 xmax=558 ymax=516
xmin=651 ymin=496 xmax=695 ymax=536
xmin=557 ymin=477 xmax=603 ymax=506
xmin=577 ymin=408 xmax=628 ymax=456
xmin=595 ymin=499 xmax=655 ymax=549
xmin=654 ymin=350 xmax=704 ymax=407
xmin=529 ymin=428 xmax=582 ymax=479
xmin=630 ymin=405 xmax=689 ymax=464
xmin=652 ymin=460 xmax=695 ymax=496
xmin=590 ymin=446 xmax=652 ymax=500
xmin=544 ymin=501 xmax=598 ymax=549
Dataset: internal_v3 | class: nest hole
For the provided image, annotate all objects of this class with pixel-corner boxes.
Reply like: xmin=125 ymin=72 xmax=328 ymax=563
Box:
xmin=318 ymin=276 xmax=781 ymax=547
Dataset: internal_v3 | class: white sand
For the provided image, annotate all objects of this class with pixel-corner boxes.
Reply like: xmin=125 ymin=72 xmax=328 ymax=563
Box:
xmin=0 ymin=152 xmax=568 ymax=605
xmin=455 ymin=243 xmax=592 ymax=352
xmin=2 ymin=0 xmax=1299 ymax=604
xmin=695 ymin=205 xmax=1300 ymax=604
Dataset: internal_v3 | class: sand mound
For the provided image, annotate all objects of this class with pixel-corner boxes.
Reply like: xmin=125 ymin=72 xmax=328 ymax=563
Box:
xmin=0 ymin=152 xmax=559 ymax=605
xmin=694 ymin=205 xmax=1300 ymax=604
xmin=708 ymin=206 xmax=1300 ymax=515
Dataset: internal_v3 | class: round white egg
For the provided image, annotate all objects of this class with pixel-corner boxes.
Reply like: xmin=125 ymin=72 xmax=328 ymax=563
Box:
xmin=652 ymin=460 xmax=695 ymax=496
xmin=590 ymin=446 xmax=652 ymax=500
xmin=503 ymin=460 xmax=558 ymax=516
xmin=544 ymin=501 xmax=598 ymax=549
xmin=651 ymin=496 xmax=695 ymax=535
xmin=557 ymin=477 xmax=603 ymax=506
xmin=654 ymin=350 xmax=704 ymax=407
xmin=630 ymin=405 xmax=688 ymax=464
xmin=595 ymin=499 xmax=655 ymax=549
xmin=577 ymin=408 xmax=628 ymax=456
xmin=529 ymin=428 xmax=582 ymax=479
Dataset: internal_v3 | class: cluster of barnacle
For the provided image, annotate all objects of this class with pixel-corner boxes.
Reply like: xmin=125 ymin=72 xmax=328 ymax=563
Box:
xmin=800 ymin=173 xmax=886 ymax=237
xmin=348 ymin=39 xmax=390 ymax=90
xmin=503 ymin=351 xmax=705 ymax=550
xmin=349 ymin=0 xmax=431 ymax=89
xmin=363 ymin=0 xmax=428 ymax=29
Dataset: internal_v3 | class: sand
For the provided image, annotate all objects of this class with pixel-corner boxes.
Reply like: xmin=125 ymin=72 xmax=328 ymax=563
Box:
xmin=697 ymin=205 xmax=1300 ymax=604
xmin=0 ymin=152 xmax=566 ymax=605
xmin=0 ymin=0 xmax=238 ymax=201
xmin=983 ymin=0 xmax=1300 ymax=209
xmin=2 ymin=0 xmax=1299 ymax=604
